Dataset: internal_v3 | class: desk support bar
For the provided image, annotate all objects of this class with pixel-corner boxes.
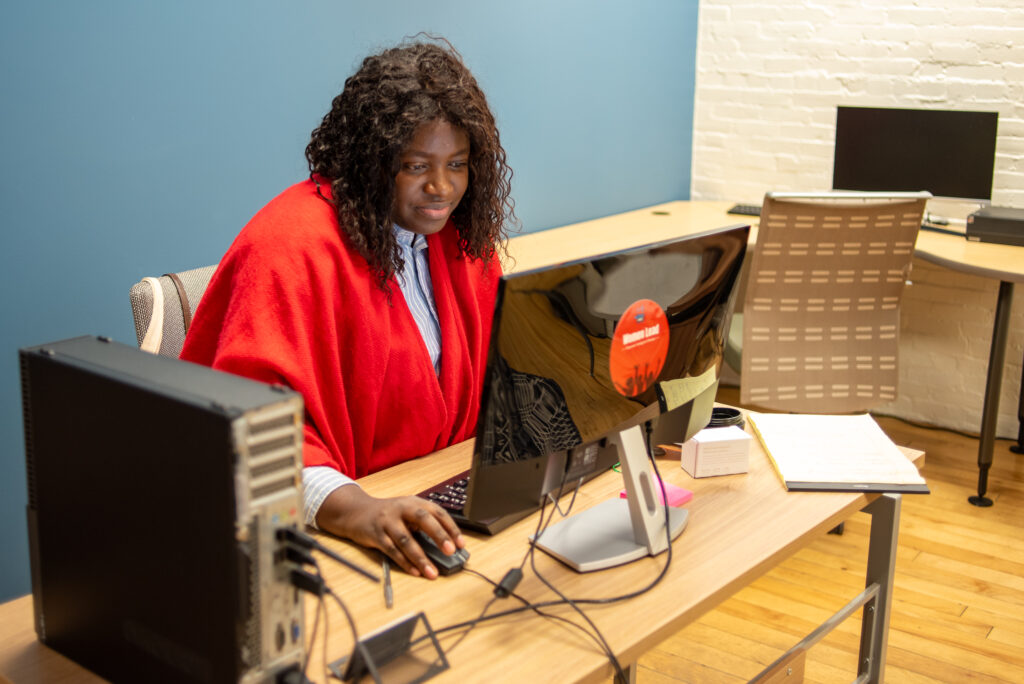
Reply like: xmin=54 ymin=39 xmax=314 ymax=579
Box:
xmin=971 ymin=281 xmax=1015 ymax=506
xmin=749 ymin=494 xmax=900 ymax=684
xmin=859 ymin=493 xmax=900 ymax=683
xmin=750 ymin=585 xmax=880 ymax=683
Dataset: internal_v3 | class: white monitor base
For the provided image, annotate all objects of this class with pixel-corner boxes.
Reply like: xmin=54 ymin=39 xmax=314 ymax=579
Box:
xmin=532 ymin=423 xmax=689 ymax=572
xmin=533 ymin=499 xmax=688 ymax=572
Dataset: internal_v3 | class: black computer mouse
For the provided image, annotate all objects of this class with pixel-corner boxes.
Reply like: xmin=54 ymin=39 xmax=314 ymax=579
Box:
xmin=413 ymin=530 xmax=470 ymax=575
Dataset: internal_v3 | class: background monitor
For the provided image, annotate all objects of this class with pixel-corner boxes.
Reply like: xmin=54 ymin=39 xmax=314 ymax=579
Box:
xmin=463 ymin=223 xmax=749 ymax=531
xmin=832 ymin=106 xmax=998 ymax=201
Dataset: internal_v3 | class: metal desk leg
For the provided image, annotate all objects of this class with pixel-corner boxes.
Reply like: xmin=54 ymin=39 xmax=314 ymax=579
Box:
xmin=970 ymin=281 xmax=1015 ymax=506
xmin=859 ymin=494 xmax=900 ymax=684
xmin=1011 ymin=344 xmax=1024 ymax=455
xmin=750 ymin=495 xmax=901 ymax=683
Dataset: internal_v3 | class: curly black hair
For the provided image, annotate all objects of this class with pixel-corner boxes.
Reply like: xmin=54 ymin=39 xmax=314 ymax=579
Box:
xmin=306 ymin=37 xmax=514 ymax=288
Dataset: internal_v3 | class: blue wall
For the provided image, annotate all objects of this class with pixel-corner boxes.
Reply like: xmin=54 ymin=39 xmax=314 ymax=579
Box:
xmin=0 ymin=0 xmax=699 ymax=601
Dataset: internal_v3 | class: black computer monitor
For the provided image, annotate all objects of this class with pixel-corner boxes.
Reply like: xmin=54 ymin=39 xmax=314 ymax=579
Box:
xmin=832 ymin=106 xmax=998 ymax=201
xmin=463 ymin=223 xmax=749 ymax=570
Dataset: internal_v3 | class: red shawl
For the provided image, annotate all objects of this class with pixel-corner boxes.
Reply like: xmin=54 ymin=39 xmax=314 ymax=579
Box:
xmin=180 ymin=179 xmax=499 ymax=477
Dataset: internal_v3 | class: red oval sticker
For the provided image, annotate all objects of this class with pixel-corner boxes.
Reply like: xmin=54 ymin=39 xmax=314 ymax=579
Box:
xmin=609 ymin=299 xmax=669 ymax=397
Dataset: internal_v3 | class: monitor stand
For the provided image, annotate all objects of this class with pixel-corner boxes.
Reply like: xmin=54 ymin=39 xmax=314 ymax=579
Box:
xmin=532 ymin=424 xmax=688 ymax=572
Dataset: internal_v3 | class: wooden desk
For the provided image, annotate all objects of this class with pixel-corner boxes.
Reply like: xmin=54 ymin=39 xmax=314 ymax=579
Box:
xmin=0 ymin=421 xmax=923 ymax=684
xmin=310 ymin=433 xmax=920 ymax=684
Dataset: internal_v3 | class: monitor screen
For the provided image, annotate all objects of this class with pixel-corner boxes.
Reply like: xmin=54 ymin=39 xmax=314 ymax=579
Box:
xmin=832 ymin=106 xmax=998 ymax=201
xmin=463 ymin=223 xmax=749 ymax=523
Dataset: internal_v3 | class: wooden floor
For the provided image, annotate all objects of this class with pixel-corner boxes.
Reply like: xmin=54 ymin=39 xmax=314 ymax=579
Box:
xmin=631 ymin=387 xmax=1024 ymax=683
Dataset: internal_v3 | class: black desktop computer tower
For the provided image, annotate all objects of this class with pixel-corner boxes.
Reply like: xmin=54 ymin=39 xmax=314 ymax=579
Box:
xmin=20 ymin=336 xmax=307 ymax=683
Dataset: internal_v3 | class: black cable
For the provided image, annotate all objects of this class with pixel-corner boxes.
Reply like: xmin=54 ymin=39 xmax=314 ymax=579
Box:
xmin=302 ymin=590 xmax=323 ymax=680
xmin=464 ymin=438 xmax=640 ymax=682
xmin=414 ymin=527 xmax=636 ymax=682
xmin=413 ymin=564 xmax=633 ymax=678
xmin=520 ymin=425 xmax=675 ymax=683
xmin=408 ymin=475 xmax=625 ymax=677
xmin=529 ymin=426 xmax=674 ymax=611
xmin=411 ymin=425 xmax=681 ymax=682
xmin=487 ymin=485 xmax=563 ymax=599
xmin=525 ymin=528 xmax=627 ymax=683
xmin=325 ymin=588 xmax=360 ymax=644
xmin=290 ymin=556 xmax=383 ymax=684
xmin=307 ymin=559 xmax=332 ymax=683
xmin=278 ymin=527 xmax=379 ymax=583
xmin=545 ymin=476 xmax=583 ymax=518
xmin=463 ymin=567 xmax=631 ymax=663
xmin=288 ymin=563 xmax=329 ymax=682
xmin=564 ymin=423 xmax=675 ymax=607
xmin=289 ymin=560 xmax=354 ymax=683
xmin=504 ymin=425 xmax=676 ymax=680
xmin=319 ymin=593 xmax=330 ymax=683
xmin=504 ymin=476 xmax=569 ymax=577
xmin=299 ymin=553 xmax=381 ymax=684
xmin=325 ymin=587 xmax=379 ymax=682
xmin=441 ymin=592 xmax=500 ymax=655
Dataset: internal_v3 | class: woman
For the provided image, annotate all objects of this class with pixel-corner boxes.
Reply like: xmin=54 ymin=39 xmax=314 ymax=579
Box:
xmin=181 ymin=38 xmax=514 ymax=579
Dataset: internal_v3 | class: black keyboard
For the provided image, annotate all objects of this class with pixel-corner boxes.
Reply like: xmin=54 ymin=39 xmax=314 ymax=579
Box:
xmin=417 ymin=470 xmax=532 ymax=535
xmin=727 ymin=203 xmax=762 ymax=216
xmin=421 ymin=470 xmax=470 ymax=514
xmin=920 ymin=222 xmax=965 ymax=237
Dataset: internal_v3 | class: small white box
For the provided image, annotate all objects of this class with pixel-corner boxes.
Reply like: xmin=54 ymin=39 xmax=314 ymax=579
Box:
xmin=679 ymin=425 xmax=751 ymax=478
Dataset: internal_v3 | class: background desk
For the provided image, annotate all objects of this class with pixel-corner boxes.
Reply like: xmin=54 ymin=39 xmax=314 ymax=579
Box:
xmin=511 ymin=201 xmax=1022 ymax=506
xmin=912 ymin=228 xmax=1024 ymax=505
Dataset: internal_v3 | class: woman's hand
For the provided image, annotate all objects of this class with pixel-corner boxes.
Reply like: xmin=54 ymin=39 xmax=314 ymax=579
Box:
xmin=315 ymin=485 xmax=466 ymax=579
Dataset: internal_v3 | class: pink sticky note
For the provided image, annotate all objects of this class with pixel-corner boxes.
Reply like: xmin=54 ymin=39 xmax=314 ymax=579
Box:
xmin=619 ymin=480 xmax=693 ymax=507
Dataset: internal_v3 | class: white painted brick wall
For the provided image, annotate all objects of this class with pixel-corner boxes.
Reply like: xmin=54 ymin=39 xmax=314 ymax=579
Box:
xmin=694 ymin=0 xmax=1024 ymax=439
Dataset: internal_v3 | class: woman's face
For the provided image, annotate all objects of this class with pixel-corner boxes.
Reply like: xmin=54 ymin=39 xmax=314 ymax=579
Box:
xmin=392 ymin=119 xmax=470 ymax=235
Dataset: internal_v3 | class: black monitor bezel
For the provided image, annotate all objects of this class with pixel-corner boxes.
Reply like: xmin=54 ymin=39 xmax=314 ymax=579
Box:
xmin=832 ymin=105 xmax=998 ymax=202
xmin=463 ymin=223 xmax=750 ymax=523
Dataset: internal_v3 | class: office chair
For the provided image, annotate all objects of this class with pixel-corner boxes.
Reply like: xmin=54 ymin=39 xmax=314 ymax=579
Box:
xmin=129 ymin=264 xmax=217 ymax=357
xmin=726 ymin=191 xmax=930 ymax=413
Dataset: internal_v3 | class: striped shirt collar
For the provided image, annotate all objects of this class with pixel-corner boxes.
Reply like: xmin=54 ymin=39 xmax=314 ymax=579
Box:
xmin=393 ymin=224 xmax=428 ymax=252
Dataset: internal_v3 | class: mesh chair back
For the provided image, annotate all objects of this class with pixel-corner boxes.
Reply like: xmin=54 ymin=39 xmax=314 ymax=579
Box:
xmin=740 ymin=191 xmax=929 ymax=413
xmin=129 ymin=264 xmax=217 ymax=357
